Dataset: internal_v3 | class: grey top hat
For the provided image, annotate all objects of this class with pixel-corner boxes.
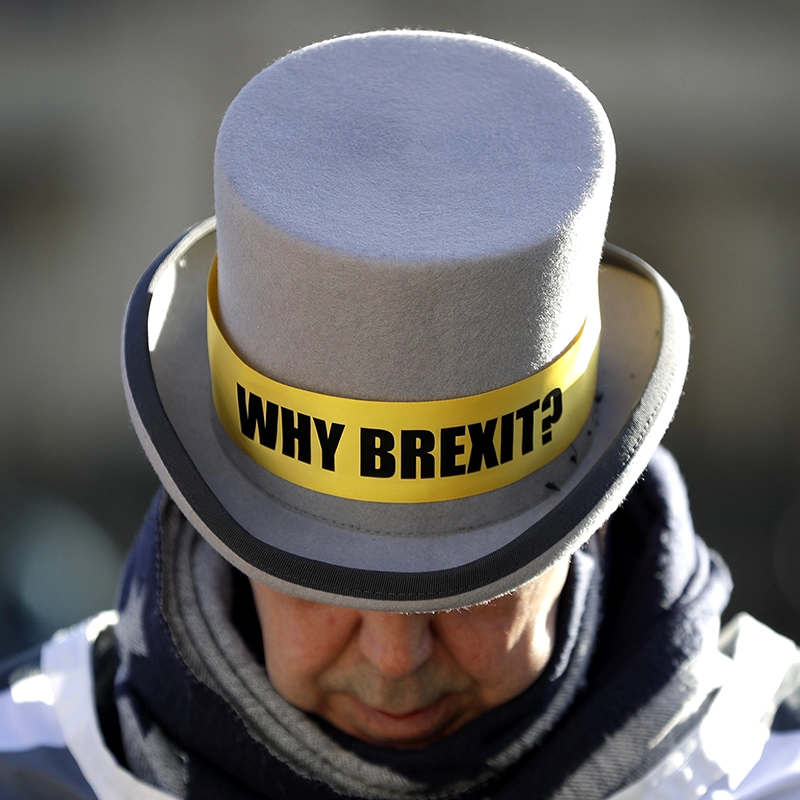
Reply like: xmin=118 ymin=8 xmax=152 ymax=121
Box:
xmin=123 ymin=30 xmax=689 ymax=611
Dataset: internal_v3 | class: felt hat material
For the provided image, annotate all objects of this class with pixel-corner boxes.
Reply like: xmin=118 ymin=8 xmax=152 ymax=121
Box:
xmin=122 ymin=31 xmax=689 ymax=611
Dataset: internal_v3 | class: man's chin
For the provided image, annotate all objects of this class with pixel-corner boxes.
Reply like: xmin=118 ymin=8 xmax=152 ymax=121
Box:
xmin=336 ymin=695 xmax=467 ymax=749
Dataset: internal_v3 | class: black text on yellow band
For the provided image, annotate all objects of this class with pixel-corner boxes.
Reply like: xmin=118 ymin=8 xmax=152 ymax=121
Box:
xmin=207 ymin=259 xmax=600 ymax=503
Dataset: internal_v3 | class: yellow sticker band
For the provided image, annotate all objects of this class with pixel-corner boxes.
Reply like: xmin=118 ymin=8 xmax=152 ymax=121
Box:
xmin=208 ymin=258 xmax=599 ymax=503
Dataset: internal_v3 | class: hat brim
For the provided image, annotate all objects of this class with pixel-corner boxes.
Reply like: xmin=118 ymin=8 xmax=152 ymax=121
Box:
xmin=123 ymin=219 xmax=688 ymax=611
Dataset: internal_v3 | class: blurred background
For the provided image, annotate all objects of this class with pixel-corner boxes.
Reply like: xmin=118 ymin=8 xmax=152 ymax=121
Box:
xmin=1 ymin=0 xmax=798 ymax=658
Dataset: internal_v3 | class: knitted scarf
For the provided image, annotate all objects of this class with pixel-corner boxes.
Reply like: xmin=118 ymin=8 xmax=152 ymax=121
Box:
xmin=113 ymin=448 xmax=731 ymax=799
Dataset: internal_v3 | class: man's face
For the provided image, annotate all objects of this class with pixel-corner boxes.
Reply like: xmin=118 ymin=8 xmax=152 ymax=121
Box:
xmin=249 ymin=559 xmax=570 ymax=749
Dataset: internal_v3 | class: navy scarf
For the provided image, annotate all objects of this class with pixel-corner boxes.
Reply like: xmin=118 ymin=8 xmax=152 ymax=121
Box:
xmin=113 ymin=448 xmax=731 ymax=798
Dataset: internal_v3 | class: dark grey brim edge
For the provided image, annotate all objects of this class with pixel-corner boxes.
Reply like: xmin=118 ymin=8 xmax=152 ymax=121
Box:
xmin=122 ymin=230 xmax=688 ymax=609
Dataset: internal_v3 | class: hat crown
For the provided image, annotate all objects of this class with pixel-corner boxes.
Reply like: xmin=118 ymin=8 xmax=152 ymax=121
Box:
xmin=217 ymin=30 xmax=612 ymax=263
xmin=213 ymin=30 xmax=615 ymax=401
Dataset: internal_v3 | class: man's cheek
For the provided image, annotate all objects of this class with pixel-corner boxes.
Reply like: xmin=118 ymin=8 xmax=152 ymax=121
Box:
xmin=436 ymin=629 xmax=501 ymax=680
xmin=265 ymin=653 xmax=325 ymax=712
xmin=265 ymin=626 xmax=353 ymax=700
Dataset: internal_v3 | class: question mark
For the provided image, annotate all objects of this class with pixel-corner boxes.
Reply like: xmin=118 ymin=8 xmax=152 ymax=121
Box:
xmin=541 ymin=388 xmax=563 ymax=445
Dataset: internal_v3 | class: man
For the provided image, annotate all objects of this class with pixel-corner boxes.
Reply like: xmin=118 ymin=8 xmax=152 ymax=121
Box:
xmin=2 ymin=30 xmax=799 ymax=799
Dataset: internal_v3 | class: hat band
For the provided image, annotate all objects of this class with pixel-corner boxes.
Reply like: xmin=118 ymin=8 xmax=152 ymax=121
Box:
xmin=207 ymin=258 xmax=599 ymax=503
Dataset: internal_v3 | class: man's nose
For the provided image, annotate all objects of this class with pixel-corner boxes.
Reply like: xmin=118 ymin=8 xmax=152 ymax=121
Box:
xmin=358 ymin=612 xmax=435 ymax=678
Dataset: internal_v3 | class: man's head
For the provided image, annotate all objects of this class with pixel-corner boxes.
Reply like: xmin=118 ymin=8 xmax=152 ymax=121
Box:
xmin=249 ymin=559 xmax=570 ymax=747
